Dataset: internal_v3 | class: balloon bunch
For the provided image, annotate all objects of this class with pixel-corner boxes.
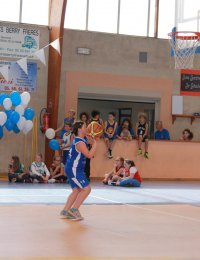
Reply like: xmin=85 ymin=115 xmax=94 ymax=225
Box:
xmin=45 ymin=128 xmax=60 ymax=151
xmin=0 ymin=91 xmax=35 ymax=139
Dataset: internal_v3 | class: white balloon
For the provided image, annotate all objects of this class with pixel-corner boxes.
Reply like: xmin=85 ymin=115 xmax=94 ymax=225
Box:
xmin=3 ymin=98 xmax=12 ymax=110
xmin=17 ymin=116 xmax=26 ymax=130
xmin=22 ymin=128 xmax=29 ymax=135
xmin=0 ymin=111 xmax=7 ymax=126
xmin=21 ymin=92 xmax=31 ymax=106
xmin=24 ymin=120 xmax=33 ymax=133
xmin=21 ymin=103 xmax=28 ymax=109
xmin=15 ymin=105 xmax=25 ymax=116
xmin=45 ymin=128 xmax=55 ymax=139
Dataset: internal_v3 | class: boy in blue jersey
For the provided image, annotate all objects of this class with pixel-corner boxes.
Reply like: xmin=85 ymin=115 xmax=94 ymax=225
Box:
xmin=60 ymin=121 xmax=97 ymax=221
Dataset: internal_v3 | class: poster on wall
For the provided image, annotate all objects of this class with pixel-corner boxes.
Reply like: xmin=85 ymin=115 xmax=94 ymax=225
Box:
xmin=0 ymin=25 xmax=39 ymax=58
xmin=180 ymin=69 xmax=200 ymax=96
xmin=0 ymin=61 xmax=37 ymax=92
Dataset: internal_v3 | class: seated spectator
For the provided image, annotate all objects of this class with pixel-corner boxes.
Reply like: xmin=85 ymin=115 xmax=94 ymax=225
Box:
xmin=155 ymin=121 xmax=170 ymax=140
xmin=102 ymin=157 xmax=124 ymax=184
xmin=136 ymin=113 xmax=149 ymax=159
xmin=90 ymin=110 xmax=104 ymax=127
xmin=120 ymin=127 xmax=132 ymax=141
xmin=8 ymin=156 xmax=29 ymax=183
xmin=80 ymin=112 xmax=90 ymax=126
xmin=116 ymin=118 xmax=134 ymax=141
xmin=48 ymin=156 xmax=67 ymax=183
xmin=30 ymin=153 xmax=50 ymax=183
xmin=55 ymin=109 xmax=76 ymax=139
xmin=180 ymin=129 xmax=194 ymax=141
xmin=104 ymin=112 xmax=118 ymax=159
xmin=116 ymin=159 xmax=141 ymax=187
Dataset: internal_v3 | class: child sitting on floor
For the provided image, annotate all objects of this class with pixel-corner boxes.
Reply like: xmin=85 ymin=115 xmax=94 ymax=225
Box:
xmin=102 ymin=157 xmax=124 ymax=185
xmin=30 ymin=154 xmax=50 ymax=183
xmin=48 ymin=156 xmax=67 ymax=183
xmin=116 ymin=159 xmax=141 ymax=187
xmin=8 ymin=156 xmax=28 ymax=183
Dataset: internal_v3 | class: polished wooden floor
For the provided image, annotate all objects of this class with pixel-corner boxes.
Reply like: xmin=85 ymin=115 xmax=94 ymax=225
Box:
xmin=1 ymin=204 xmax=200 ymax=260
xmin=0 ymin=182 xmax=200 ymax=260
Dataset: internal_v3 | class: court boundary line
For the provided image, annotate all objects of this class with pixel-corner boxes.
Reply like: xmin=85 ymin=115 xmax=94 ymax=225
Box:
xmin=89 ymin=195 xmax=200 ymax=223
xmin=112 ymin=186 xmax=200 ymax=204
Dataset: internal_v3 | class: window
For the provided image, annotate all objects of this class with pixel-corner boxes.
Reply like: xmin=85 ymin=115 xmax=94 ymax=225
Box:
xmin=177 ymin=0 xmax=200 ymax=31
xmin=0 ymin=0 xmax=20 ymax=22
xmin=148 ymin=0 xmax=156 ymax=37
xmin=88 ymin=0 xmax=118 ymax=33
xmin=21 ymin=0 xmax=49 ymax=26
xmin=64 ymin=0 xmax=87 ymax=30
xmin=119 ymin=0 xmax=149 ymax=36
xmin=158 ymin=0 xmax=175 ymax=39
xmin=119 ymin=108 xmax=132 ymax=124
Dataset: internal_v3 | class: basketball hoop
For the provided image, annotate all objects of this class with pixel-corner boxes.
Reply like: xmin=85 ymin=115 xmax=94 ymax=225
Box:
xmin=168 ymin=31 xmax=200 ymax=69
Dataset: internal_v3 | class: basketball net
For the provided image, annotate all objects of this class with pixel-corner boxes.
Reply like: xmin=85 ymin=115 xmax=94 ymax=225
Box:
xmin=168 ymin=31 xmax=200 ymax=69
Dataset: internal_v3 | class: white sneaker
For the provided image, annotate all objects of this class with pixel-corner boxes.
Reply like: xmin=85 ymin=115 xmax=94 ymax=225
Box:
xmin=33 ymin=179 xmax=39 ymax=183
xmin=48 ymin=178 xmax=56 ymax=183
xmin=108 ymin=180 xmax=112 ymax=185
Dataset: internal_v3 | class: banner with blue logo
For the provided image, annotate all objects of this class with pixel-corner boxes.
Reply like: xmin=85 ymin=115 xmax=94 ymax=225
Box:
xmin=0 ymin=61 xmax=37 ymax=92
xmin=0 ymin=26 xmax=39 ymax=58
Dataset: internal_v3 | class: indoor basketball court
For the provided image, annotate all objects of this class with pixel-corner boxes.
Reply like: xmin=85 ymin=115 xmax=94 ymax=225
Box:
xmin=0 ymin=0 xmax=200 ymax=260
xmin=0 ymin=181 xmax=200 ymax=259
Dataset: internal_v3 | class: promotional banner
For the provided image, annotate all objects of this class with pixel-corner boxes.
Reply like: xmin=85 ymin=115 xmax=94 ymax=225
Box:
xmin=0 ymin=26 xmax=39 ymax=58
xmin=0 ymin=61 xmax=37 ymax=92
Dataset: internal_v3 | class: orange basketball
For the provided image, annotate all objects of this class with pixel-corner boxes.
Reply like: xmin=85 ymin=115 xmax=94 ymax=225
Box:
xmin=87 ymin=121 xmax=103 ymax=138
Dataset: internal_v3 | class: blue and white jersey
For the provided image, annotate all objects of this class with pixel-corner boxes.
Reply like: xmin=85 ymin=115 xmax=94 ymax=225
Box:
xmin=62 ymin=132 xmax=72 ymax=151
xmin=66 ymin=137 xmax=86 ymax=172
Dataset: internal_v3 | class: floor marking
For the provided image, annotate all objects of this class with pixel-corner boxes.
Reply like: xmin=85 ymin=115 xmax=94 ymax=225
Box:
xmin=115 ymin=187 xmax=200 ymax=204
xmin=89 ymin=195 xmax=200 ymax=223
xmin=0 ymin=195 xmax=68 ymax=197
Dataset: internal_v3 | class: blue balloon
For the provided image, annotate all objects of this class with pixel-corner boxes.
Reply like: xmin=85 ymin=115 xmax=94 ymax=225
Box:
xmin=24 ymin=107 xmax=35 ymax=120
xmin=10 ymin=91 xmax=21 ymax=106
xmin=5 ymin=109 xmax=13 ymax=118
xmin=0 ymin=93 xmax=8 ymax=106
xmin=13 ymin=124 xmax=20 ymax=134
xmin=10 ymin=111 xmax=20 ymax=124
xmin=5 ymin=119 xmax=14 ymax=131
xmin=49 ymin=139 xmax=60 ymax=151
xmin=0 ymin=126 xmax=3 ymax=139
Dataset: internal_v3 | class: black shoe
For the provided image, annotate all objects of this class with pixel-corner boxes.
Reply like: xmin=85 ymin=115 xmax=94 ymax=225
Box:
xmin=108 ymin=149 xmax=113 ymax=159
